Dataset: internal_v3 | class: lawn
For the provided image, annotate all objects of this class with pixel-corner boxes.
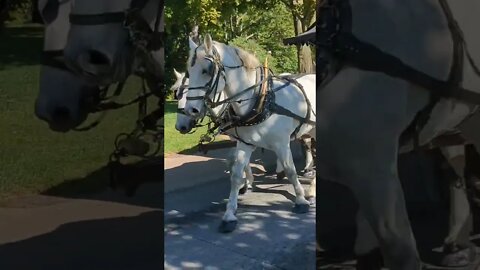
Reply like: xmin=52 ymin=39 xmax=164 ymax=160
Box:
xmin=0 ymin=25 xmax=227 ymax=199
xmin=0 ymin=25 xmax=150 ymax=199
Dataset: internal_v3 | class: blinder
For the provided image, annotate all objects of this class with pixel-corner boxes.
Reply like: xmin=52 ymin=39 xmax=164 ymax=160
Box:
xmin=186 ymin=46 xmax=226 ymax=104
xmin=68 ymin=0 xmax=164 ymax=50
xmin=40 ymin=0 xmax=61 ymax=24
xmin=69 ymin=0 xmax=149 ymax=25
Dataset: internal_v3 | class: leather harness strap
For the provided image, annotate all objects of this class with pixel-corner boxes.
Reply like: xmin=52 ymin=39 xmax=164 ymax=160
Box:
xmin=318 ymin=0 xmax=480 ymax=149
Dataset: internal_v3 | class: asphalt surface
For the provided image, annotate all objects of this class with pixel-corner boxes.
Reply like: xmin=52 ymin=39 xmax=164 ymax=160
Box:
xmin=164 ymin=171 xmax=316 ymax=270
xmin=3 ymin=148 xmax=480 ymax=269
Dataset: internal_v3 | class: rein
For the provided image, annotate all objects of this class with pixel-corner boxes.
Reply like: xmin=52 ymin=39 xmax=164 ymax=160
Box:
xmin=185 ymin=44 xmax=315 ymax=147
xmin=57 ymin=0 xmax=165 ymax=133
xmin=318 ymin=0 xmax=480 ymax=149
xmin=40 ymin=50 xmax=154 ymax=131
xmin=54 ymin=0 xmax=165 ymax=195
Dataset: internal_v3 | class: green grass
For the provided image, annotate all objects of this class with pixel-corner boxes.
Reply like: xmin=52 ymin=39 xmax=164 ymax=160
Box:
xmin=0 ymin=25 xmax=227 ymax=199
xmin=0 ymin=25 xmax=149 ymax=199
xmin=0 ymin=24 xmax=233 ymax=199
xmin=164 ymin=101 xmax=213 ymax=154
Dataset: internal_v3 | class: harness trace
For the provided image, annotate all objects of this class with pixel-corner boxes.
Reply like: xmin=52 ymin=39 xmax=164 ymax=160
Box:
xmin=50 ymin=0 xmax=166 ymax=195
xmin=186 ymin=46 xmax=315 ymax=149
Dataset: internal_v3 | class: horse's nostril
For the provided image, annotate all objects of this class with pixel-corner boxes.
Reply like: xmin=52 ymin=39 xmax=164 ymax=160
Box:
xmin=180 ymin=126 xmax=187 ymax=131
xmin=192 ymin=108 xmax=199 ymax=114
xmin=87 ymin=50 xmax=110 ymax=66
xmin=52 ymin=106 xmax=71 ymax=124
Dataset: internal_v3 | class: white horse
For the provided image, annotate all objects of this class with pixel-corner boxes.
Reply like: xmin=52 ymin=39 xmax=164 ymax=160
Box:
xmin=35 ymin=0 xmax=97 ymax=131
xmin=63 ymin=0 xmax=163 ymax=88
xmin=35 ymin=0 xmax=164 ymax=131
xmin=316 ymin=0 xmax=480 ymax=269
xmin=171 ymin=68 xmax=316 ymax=180
xmin=183 ymin=34 xmax=316 ymax=232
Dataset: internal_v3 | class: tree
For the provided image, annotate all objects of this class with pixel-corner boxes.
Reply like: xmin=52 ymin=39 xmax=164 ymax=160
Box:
xmin=165 ymin=0 xmax=299 ymax=90
xmin=281 ymin=0 xmax=316 ymax=73
xmin=0 ymin=0 xmax=35 ymax=31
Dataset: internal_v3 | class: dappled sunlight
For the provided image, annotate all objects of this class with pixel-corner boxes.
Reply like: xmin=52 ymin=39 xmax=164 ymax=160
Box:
xmin=165 ymin=169 xmax=315 ymax=269
xmin=235 ymin=242 xmax=249 ymax=248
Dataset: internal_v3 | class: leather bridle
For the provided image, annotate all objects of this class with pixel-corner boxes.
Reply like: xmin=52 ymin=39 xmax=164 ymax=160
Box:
xmin=40 ymin=0 xmax=165 ymax=131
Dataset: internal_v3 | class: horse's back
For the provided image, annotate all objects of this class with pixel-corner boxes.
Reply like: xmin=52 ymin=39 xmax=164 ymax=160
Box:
xmin=273 ymin=73 xmax=316 ymax=120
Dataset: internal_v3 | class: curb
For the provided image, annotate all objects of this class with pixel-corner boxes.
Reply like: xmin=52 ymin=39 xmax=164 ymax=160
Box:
xmin=164 ymin=141 xmax=305 ymax=194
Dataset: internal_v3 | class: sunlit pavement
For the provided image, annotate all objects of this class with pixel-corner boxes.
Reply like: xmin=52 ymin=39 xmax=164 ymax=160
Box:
xmin=164 ymin=171 xmax=316 ymax=270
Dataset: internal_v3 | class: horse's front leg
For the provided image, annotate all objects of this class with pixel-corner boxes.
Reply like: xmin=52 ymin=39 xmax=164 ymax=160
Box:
xmin=274 ymin=141 xmax=310 ymax=213
xmin=440 ymin=145 xmax=475 ymax=267
xmin=219 ymin=142 xmax=255 ymax=233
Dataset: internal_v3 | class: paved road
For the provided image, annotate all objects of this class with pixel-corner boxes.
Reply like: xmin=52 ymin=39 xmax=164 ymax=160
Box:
xmin=164 ymin=171 xmax=316 ymax=270
xmin=0 ymin=145 xmax=315 ymax=270
xmin=3 ymin=146 xmax=480 ymax=269
xmin=0 ymin=181 xmax=163 ymax=270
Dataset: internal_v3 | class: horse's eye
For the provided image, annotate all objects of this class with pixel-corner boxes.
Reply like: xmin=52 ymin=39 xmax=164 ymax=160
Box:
xmin=202 ymin=69 xmax=208 ymax=74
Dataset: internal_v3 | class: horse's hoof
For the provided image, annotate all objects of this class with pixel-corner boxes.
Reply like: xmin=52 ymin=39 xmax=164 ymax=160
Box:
xmin=307 ymin=197 xmax=316 ymax=206
xmin=277 ymin=171 xmax=286 ymax=180
xmin=440 ymin=244 xmax=476 ymax=267
xmin=238 ymin=184 xmax=248 ymax=195
xmin=292 ymin=203 xmax=310 ymax=213
xmin=219 ymin=220 xmax=237 ymax=233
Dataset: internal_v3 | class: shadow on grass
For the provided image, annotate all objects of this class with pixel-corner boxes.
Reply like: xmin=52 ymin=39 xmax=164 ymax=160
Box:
xmin=0 ymin=26 xmax=43 ymax=70
xmin=0 ymin=210 xmax=163 ymax=270
xmin=41 ymin=158 xmax=164 ymax=209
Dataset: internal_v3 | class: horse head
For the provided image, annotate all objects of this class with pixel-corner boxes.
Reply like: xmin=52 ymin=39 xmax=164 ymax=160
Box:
xmin=35 ymin=0 xmax=100 ymax=132
xmin=63 ymin=0 xmax=163 ymax=85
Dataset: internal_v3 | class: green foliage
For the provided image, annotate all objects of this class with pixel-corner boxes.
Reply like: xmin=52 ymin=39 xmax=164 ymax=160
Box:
xmin=5 ymin=0 xmax=32 ymax=25
xmin=165 ymin=0 xmax=299 ymax=91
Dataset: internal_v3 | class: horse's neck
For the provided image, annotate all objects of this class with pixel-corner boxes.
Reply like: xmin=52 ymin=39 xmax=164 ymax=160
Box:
xmin=212 ymin=91 xmax=227 ymax=115
xmin=140 ymin=1 xmax=164 ymax=78
xmin=147 ymin=50 xmax=164 ymax=78
xmin=223 ymin=67 xmax=257 ymax=116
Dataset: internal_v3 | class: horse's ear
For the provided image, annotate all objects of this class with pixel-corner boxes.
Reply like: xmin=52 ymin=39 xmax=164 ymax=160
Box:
xmin=204 ymin=34 xmax=213 ymax=55
xmin=173 ymin=68 xmax=182 ymax=79
xmin=189 ymin=37 xmax=198 ymax=51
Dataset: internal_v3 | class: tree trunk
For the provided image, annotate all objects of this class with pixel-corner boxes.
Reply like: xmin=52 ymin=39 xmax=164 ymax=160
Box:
xmin=288 ymin=0 xmax=316 ymax=73
xmin=299 ymin=45 xmax=314 ymax=73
